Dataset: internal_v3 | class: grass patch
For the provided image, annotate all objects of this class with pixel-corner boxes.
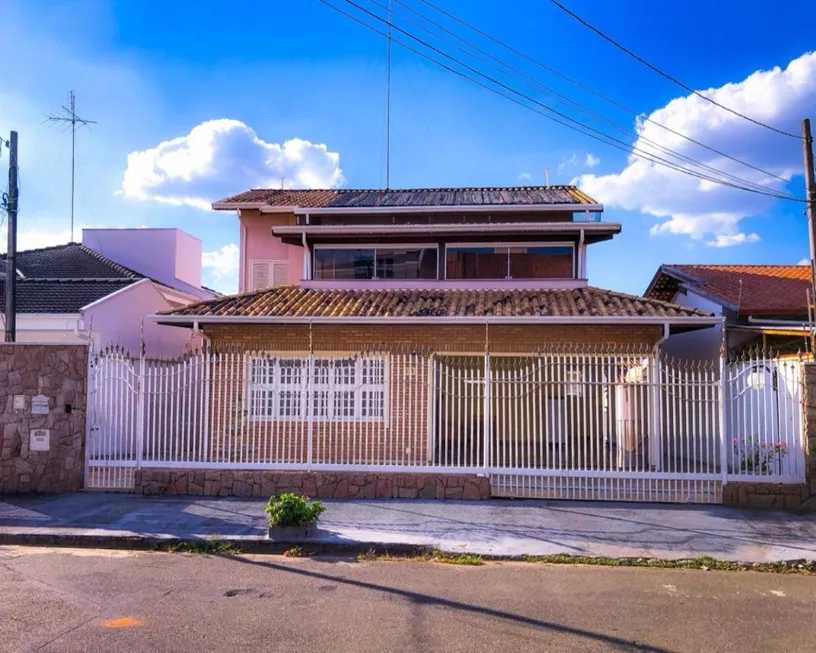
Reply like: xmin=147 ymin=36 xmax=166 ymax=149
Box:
xmin=164 ymin=536 xmax=242 ymax=556
xmin=357 ymin=549 xmax=814 ymax=574
xmin=358 ymin=548 xmax=483 ymax=566
xmin=523 ymin=554 xmax=816 ymax=574
xmin=284 ymin=546 xmax=306 ymax=558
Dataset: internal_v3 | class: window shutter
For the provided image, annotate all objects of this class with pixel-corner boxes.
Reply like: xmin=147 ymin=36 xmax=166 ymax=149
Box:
xmin=250 ymin=261 xmax=271 ymax=291
xmin=249 ymin=260 xmax=289 ymax=291
xmin=271 ymin=261 xmax=290 ymax=287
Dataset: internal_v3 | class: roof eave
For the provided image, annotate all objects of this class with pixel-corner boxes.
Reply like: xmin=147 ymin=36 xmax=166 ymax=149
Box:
xmin=152 ymin=314 xmax=720 ymax=326
xmin=293 ymin=203 xmax=604 ymax=216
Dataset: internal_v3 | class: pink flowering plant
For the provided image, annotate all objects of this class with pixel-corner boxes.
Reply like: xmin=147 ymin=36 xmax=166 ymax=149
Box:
xmin=731 ymin=436 xmax=788 ymax=475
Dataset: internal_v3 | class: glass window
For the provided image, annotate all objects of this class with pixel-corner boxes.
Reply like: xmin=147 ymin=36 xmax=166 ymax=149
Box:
xmin=446 ymin=244 xmax=574 ymax=280
xmin=314 ymin=248 xmax=375 ymax=280
xmin=445 ymin=247 xmax=509 ymax=280
xmin=247 ymin=356 xmax=387 ymax=422
xmin=508 ymin=246 xmax=573 ymax=279
xmin=375 ymin=248 xmax=437 ymax=279
xmin=314 ymin=247 xmax=438 ymax=280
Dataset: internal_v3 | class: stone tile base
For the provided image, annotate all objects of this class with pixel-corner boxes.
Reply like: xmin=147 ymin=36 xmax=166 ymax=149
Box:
xmin=722 ymin=482 xmax=810 ymax=510
xmin=135 ymin=469 xmax=491 ymax=500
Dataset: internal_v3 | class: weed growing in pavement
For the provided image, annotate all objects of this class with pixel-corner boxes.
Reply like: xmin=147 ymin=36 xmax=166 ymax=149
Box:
xmin=164 ymin=536 xmax=242 ymax=556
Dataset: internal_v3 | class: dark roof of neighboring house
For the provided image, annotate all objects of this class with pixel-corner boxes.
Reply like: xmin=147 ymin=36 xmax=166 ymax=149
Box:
xmin=0 ymin=242 xmax=144 ymax=280
xmin=214 ymin=186 xmax=598 ymax=209
xmin=159 ymin=286 xmax=713 ymax=321
xmin=646 ymin=264 xmax=811 ymax=318
xmin=0 ymin=278 xmax=139 ymax=314
xmin=0 ymin=242 xmax=149 ymax=314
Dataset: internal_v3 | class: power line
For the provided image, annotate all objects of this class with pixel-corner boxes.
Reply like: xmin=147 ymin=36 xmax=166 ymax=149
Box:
xmin=377 ymin=0 xmax=794 ymax=197
xmin=409 ymin=0 xmax=792 ymax=184
xmin=546 ymin=0 xmax=802 ymax=140
xmin=322 ymin=0 xmax=804 ymax=202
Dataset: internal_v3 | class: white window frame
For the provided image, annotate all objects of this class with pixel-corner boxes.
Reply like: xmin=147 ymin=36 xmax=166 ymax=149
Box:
xmin=312 ymin=243 xmax=440 ymax=281
xmin=443 ymin=241 xmax=576 ymax=280
xmin=246 ymin=355 xmax=388 ymax=423
xmin=249 ymin=259 xmax=290 ymax=291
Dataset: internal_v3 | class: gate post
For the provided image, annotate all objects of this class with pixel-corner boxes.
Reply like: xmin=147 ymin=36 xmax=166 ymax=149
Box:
xmin=649 ymin=352 xmax=663 ymax=470
xmin=306 ymin=353 xmax=314 ymax=472
xmin=483 ymin=352 xmax=492 ymax=472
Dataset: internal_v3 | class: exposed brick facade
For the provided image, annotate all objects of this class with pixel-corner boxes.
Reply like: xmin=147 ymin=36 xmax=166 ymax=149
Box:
xmin=135 ymin=469 xmax=491 ymax=500
xmin=203 ymin=323 xmax=664 ymax=353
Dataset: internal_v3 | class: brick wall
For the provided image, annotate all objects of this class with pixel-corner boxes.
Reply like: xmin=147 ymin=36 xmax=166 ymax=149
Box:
xmin=203 ymin=323 xmax=664 ymax=353
xmin=0 ymin=344 xmax=87 ymax=493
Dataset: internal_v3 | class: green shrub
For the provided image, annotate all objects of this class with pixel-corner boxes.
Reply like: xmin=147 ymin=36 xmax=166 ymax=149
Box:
xmin=265 ymin=493 xmax=326 ymax=527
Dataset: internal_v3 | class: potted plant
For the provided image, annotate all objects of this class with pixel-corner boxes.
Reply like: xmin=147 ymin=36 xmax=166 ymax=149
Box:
xmin=265 ymin=493 xmax=326 ymax=541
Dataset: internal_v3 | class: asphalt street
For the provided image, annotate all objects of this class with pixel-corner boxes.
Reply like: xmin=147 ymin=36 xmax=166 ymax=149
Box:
xmin=0 ymin=546 xmax=813 ymax=652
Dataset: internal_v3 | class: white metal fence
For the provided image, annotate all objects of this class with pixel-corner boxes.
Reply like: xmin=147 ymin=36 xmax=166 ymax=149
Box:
xmin=85 ymin=345 xmax=807 ymax=502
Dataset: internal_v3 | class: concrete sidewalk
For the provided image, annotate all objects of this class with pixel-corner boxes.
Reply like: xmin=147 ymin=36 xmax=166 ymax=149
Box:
xmin=1 ymin=493 xmax=815 ymax=562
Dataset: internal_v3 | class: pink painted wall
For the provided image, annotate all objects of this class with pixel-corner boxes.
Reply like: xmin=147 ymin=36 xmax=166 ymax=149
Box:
xmin=83 ymin=281 xmax=199 ymax=357
xmin=239 ymin=211 xmax=304 ymax=292
xmin=174 ymin=230 xmax=203 ymax=287
xmin=83 ymin=228 xmax=213 ymax=300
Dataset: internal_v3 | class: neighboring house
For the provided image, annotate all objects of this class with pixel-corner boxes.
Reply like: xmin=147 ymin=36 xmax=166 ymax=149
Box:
xmin=0 ymin=228 xmax=219 ymax=356
xmin=645 ymin=264 xmax=811 ymax=359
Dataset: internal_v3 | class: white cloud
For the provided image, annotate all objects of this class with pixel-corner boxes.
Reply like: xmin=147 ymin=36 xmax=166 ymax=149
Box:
xmin=585 ymin=153 xmax=600 ymax=168
xmin=706 ymin=232 xmax=760 ymax=248
xmin=518 ymin=172 xmax=532 ymax=182
xmin=0 ymin=225 xmax=94 ymax=253
xmin=798 ymin=257 xmax=810 ymax=265
xmin=202 ymin=243 xmax=239 ymax=294
xmin=577 ymin=51 xmax=816 ymax=246
xmin=120 ymin=119 xmax=345 ymax=210
xmin=558 ymin=153 xmax=579 ymax=172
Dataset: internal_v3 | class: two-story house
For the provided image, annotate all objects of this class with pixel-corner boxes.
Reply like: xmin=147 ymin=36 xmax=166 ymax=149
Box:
xmin=146 ymin=187 xmax=722 ymax=500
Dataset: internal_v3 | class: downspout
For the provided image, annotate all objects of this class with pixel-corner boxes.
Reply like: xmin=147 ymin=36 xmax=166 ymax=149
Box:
xmin=192 ymin=321 xmax=211 ymax=347
xmin=578 ymin=229 xmax=585 ymax=279
xmin=302 ymin=233 xmax=311 ymax=281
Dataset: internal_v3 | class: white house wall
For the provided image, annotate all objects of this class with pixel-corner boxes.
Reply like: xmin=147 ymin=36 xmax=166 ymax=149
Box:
xmin=661 ymin=290 xmax=723 ymax=361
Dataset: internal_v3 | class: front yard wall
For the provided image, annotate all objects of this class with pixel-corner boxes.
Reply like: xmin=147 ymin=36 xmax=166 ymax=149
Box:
xmin=723 ymin=363 xmax=816 ymax=511
xmin=135 ymin=469 xmax=490 ymax=500
xmin=0 ymin=344 xmax=87 ymax=493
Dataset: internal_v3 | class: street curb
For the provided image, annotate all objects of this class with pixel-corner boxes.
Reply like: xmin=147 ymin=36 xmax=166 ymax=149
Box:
xmin=0 ymin=532 xmax=427 ymax=556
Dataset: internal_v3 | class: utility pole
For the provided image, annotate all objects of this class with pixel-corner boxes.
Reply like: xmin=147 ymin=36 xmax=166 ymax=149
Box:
xmin=803 ymin=119 xmax=816 ymax=350
xmin=4 ymin=131 xmax=18 ymax=342
xmin=46 ymin=91 xmax=95 ymax=242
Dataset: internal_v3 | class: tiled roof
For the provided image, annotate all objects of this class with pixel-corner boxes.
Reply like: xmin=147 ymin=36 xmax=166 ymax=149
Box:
xmin=160 ymin=286 xmax=712 ymax=320
xmin=215 ymin=186 xmax=598 ymax=209
xmin=1 ymin=242 xmax=144 ymax=280
xmin=0 ymin=279 xmax=138 ymax=314
xmin=647 ymin=265 xmax=811 ymax=317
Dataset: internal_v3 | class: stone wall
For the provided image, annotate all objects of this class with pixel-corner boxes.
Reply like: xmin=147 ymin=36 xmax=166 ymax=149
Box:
xmin=135 ymin=469 xmax=491 ymax=500
xmin=0 ymin=344 xmax=87 ymax=493
xmin=723 ymin=363 xmax=816 ymax=511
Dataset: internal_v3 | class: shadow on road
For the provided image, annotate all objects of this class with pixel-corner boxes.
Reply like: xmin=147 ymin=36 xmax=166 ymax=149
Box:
xmin=224 ymin=554 xmax=674 ymax=653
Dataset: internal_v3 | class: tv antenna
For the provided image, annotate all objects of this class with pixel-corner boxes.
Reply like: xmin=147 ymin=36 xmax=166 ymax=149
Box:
xmin=47 ymin=91 xmax=96 ymax=242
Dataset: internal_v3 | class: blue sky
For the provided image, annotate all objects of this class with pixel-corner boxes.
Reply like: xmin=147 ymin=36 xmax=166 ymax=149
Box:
xmin=1 ymin=0 xmax=815 ymax=294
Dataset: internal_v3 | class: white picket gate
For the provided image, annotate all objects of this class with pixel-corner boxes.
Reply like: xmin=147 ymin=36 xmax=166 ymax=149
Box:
xmin=84 ymin=345 xmax=808 ymax=502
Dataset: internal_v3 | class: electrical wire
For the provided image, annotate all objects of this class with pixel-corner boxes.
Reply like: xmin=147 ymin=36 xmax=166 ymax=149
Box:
xmin=377 ymin=0 xmax=794 ymax=196
xmin=322 ymin=0 xmax=804 ymax=202
xmin=409 ymin=0 xmax=793 ymax=183
xmin=547 ymin=0 xmax=802 ymax=139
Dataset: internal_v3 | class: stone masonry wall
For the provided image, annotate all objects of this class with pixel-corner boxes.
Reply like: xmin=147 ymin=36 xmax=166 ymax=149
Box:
xmin=135 ymin=469 xmax=490 ymax=500
xmin=723 ymin=362 xmax=816 ymax=511
xmin=0 ymin=344 xmax=87 ymax=493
